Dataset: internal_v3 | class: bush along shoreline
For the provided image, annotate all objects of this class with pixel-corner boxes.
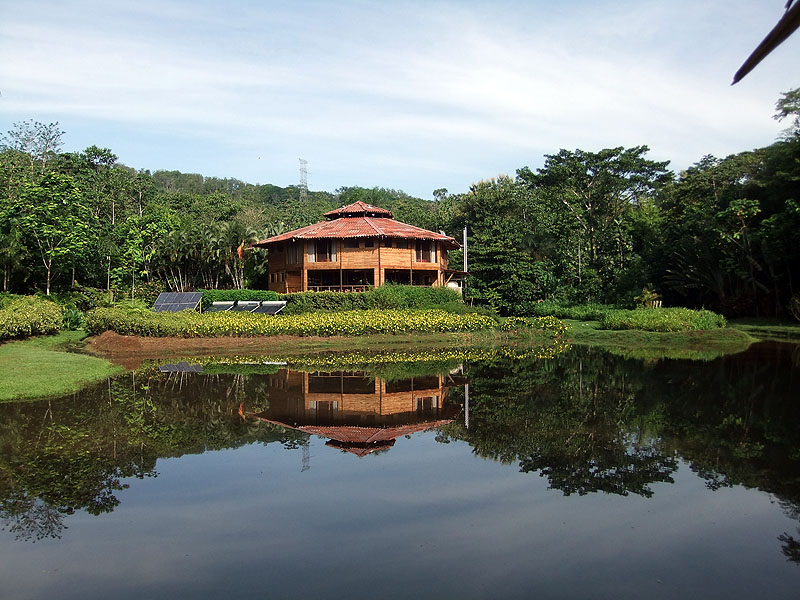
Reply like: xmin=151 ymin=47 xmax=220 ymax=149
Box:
xmin=527 ymin=301 xmax=727 ymax=332
xmin=85 ymin=307 xmax=573 ymax=339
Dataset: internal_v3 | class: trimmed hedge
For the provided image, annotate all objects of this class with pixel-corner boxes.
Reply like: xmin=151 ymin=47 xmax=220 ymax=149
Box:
xmin=599 ymin=307 xmax=727 ymax=332
xmin=86 ymin=307 xmax=500 ymax=337
xmin=0 ymin=296 xmax=63 ymax=342
xmin=200 ymin=289 xmax=279 ymax=310
xmin=278 ymin=284 xmax=463 ymax=315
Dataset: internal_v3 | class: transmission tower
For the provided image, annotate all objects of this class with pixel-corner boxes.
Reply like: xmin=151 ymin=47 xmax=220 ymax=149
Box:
xmin=301 ymin=439 xmax=310 ymax=472
xmin=298 ymin=158 xmax=308 ymax=202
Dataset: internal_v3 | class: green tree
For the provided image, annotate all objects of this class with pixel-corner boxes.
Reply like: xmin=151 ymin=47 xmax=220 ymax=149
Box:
xmin=0 ymin=120 xmax=64 ymax=179
xmin=518 ymin=146 xmax=671 ymax=303
xmin=452 ymin=177 xmax=550 ymax=313
xmin=774 ymin=87 xmax=800 ymax=137
xmin=14 ymin=173 xmax=94 ymax=295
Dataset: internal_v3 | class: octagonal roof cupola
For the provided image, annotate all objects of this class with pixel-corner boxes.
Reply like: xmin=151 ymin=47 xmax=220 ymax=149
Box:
xmin=324 ymin=201 xmax=394 ymax=220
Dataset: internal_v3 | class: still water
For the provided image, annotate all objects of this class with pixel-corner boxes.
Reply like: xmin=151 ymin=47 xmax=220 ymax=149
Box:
xmin=1 ymin=343 xmax=799 ymax=599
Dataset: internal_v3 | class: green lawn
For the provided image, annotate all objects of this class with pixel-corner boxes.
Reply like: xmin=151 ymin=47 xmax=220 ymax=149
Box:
xmin=0 ymin=331 xmax=123 ymax=401
xmin=729 ymin=318 xmax=800 ymax=342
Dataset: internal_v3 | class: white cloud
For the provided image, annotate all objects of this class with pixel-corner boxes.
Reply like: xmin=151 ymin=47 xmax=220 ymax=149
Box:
xmin=0 ymin=0 xmax=795 ymax=196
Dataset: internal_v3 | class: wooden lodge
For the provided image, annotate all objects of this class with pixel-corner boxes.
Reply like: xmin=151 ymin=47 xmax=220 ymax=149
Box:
xmin=253 ymin=201 xmax=463 ymax=293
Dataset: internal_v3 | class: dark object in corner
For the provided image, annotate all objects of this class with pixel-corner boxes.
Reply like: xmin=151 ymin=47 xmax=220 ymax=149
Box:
xmin=733 ymin=1 xmax=800 ymax=84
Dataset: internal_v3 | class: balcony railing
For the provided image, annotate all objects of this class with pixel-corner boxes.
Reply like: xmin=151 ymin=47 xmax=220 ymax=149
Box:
xmin=306 ymin=284 xmax=374 ymax=292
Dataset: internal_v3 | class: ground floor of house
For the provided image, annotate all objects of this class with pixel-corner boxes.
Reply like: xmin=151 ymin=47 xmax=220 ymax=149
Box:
xmin=269 ymin=266 xmax=463 ymax=293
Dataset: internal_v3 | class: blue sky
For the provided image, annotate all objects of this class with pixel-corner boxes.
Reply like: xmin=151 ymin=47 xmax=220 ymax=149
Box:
xmin=1 ymin=0 xmax=797 ymax=198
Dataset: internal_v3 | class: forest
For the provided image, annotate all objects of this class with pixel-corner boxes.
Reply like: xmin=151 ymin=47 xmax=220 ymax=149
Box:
xmin=1 ymin=88 xmax=798 ymax=318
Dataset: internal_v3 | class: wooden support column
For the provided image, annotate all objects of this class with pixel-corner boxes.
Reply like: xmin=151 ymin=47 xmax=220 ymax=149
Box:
xmin=377 ymin=241 xmax=382 ymax=287
xmin=410 ymin=245 xmax=414 ymax=285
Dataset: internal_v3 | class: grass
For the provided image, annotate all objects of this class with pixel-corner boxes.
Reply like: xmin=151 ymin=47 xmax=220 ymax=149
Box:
xmin=0 ymin=331 xmax=124 ymax=402
xmin=729 ymin=318 xmax=800 ymax=342
xmin=564 ymin=319 xmax=756 ymax=360
xmin=600 ymin=307 xmax=726 ymax=332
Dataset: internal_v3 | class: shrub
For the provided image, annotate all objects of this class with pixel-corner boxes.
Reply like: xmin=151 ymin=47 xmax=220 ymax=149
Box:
xmin=633 ymin=286 xmax=661 ymax=308
xmin=369 ymin=284 xmax=461 ymax=309
xmin=51 ymin=286 xmax=114 ymax=311
xmin=278 ymin=290 xmax=369 ymax=314
xmin=114 ymin=299 xmax=151 ymax=311
xmin=0 ymin=296 xmax=63 ymax=341
xmin=124 ymin=281 xmax=168 ymax=306
xmin=200 ymin=289 xmax=279 ymax=310
xmin=0 ymin=293 xmax=23 ymax=310
xmin=499 ymin=315 xmax=568 ymax=335
xmin=62 ymin=307 xmax=85 ymax=330
xmin=599 ymin=307 xmax=726 ymax=332
xmin=279 ymin=284 xmax=463 ymax=315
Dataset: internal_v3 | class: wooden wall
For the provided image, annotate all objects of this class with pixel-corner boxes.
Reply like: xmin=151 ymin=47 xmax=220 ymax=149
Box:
xmin=265 ymin=238 xmax=450 ymax=292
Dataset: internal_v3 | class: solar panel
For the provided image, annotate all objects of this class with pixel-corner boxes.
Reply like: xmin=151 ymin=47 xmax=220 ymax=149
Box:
xmin=253 ymin=301 xmax=287 ymax=315
xmin=152 ymin=292 xmax=202 ymax=312
xmin=208 ymin=301 xmax=235 ymax=312
xmin=231 ymin=301 xmax=261 ymax=312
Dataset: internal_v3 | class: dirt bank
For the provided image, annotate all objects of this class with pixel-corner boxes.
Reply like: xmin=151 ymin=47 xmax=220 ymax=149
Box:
xmin=85 ymin=330 xmax=490 ymax=370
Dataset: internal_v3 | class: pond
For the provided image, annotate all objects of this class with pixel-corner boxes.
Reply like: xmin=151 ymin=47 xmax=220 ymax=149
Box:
xmin=1 ymin=342 xmax=799 ymax=599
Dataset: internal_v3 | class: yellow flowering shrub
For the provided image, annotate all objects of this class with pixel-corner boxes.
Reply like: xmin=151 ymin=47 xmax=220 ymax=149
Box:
xmin=87 ymin=307 xmax=568 ymax=340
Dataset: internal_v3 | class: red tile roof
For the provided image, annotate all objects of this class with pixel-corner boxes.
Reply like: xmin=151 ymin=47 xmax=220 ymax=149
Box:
xmin=325 ymin=440 xmax=395 ymax=457
xmin=298 ymin=421 xmax=453 ymax=444
xmin=324 ymin=201 xmax=394 ymax=219
xmin=254 ymin=216 xmax=459 ymax=249
xmin=249 ymin=417 xmax=453 ymax=457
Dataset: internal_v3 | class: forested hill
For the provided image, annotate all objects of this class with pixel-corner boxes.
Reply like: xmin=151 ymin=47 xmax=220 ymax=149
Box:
xmin=148 ymin=169 xmax=439 ymax=232
xmin=1 ymin=87 xmax=799 ymax=317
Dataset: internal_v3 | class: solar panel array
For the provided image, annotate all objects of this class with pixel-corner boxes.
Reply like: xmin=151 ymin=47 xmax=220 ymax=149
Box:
xmin=152 ymin=292 xmax=203 ymax=313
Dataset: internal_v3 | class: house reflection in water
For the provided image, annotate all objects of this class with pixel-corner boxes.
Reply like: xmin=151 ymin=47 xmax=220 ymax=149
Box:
xmin=243 ymin=369 xmax=464 ymax=456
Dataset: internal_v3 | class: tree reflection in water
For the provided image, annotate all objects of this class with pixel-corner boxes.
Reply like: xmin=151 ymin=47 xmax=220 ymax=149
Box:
xmin=440 ymin=348 xmax=679 ymax=497
xmin=0 ymin=372 xmax=305 ymax=541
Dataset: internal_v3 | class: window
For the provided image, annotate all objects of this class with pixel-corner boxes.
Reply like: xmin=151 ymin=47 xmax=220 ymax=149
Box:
xmin=364 ymin=239 xmax=374 ymax=248
xmin=415 ymin=241 xmax=437 ymax=263
xmin=416 ymin=395 xmax=439 ymax=413
xmin=395 ymin=240 xmax=408 ymax=249
xmin=345 ymin=239 xmax=359 ymax=249
xmin=287 ymin=243 xmax=301 ymax=264
xmin=307 ymin=240 xmax=337 ymax=263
